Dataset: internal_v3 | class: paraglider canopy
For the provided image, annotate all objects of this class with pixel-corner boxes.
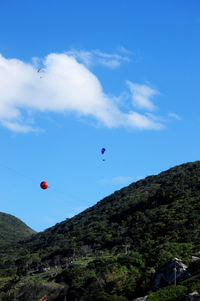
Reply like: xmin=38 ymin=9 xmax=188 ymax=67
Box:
xmin=37 ymin=67 xmax=45 ymax=73
xmin=37 ymin=67 xmax=45 ymax=78
xmin=40 ymin=181 xmax=48 ymax=189
xmin=101 ymin=148 xmax=106 ymax=155
xmin=101 ymin=148 xmax=106 ymax=161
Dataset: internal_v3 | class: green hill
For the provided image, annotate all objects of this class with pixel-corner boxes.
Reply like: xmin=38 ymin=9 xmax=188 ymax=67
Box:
xmin=22 ymin=160 xmax=200 ymax=262
xmin=0 ymin=160 xmax=200 ymax=300
xmin=0 ymin=212 xmax=36 ymax=252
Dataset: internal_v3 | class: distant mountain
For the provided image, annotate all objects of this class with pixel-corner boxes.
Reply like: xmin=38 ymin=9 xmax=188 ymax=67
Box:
xmin=0 ymin=161 xmax=200 ymax=300
xmin=0 ymin=212 xmax=36 ymax=252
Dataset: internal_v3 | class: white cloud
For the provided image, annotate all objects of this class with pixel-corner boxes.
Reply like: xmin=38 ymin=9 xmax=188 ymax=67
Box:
xmin=0 ymin=52 xmax=163 ymax=132
xmin=66 ymin=49 xmax=130 ymax=68
xmin=117 ymin=46 xmax=134 ymax=55
xmin=127 ymin=81 xmax=158 ymax=111
xmin=100 ymin=175 xmax=145 ymax=186
xmin=1 ymin=120 xmax=38 ymax=133
xmin=100 ymin=176 xmax=135 ymax=185
xmin=126 ymin=111 xmax=163 ymax=130
xmin=168 ymin=112 xmax=182 ymax=120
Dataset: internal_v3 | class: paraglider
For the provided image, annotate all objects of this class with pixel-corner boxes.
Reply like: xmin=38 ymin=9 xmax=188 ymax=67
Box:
xmin=101 ymin=148 xmax=106 ymax=161
xmin=37 ymin=67 xmax=45 ymax=78
xmin=37 ymin=67 xmax=45 ymax=73
xmin=101 ymin=148 xmax=106 ymax=155
xmin=40 ymin=181 xmax=48 ymax=190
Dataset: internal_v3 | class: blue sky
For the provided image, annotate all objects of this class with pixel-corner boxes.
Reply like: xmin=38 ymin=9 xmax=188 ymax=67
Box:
xmin=0 ymin=0 xmax=199 ymax=231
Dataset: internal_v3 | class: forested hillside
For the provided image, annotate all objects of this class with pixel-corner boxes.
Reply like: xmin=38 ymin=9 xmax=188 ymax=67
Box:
xmin=21 ymin=160 xmax=200 ymax=262
xmin=0 ymin=161 xmax=200 ymax=300
xmin=0 ymin=212 xmax=36 ymax=252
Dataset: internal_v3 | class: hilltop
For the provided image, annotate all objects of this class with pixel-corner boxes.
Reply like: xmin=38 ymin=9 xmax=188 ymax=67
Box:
xmin=0 ymin=212 xmax=36 ymax=252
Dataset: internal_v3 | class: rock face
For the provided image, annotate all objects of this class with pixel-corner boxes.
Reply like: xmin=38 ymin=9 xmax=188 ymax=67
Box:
xmin=132 ymin=297 xmax=147 ymax=301
xmin=191 ymin=256 xmax=200 ymax=262
xmin=152 ymin=258 xmax=191 ymax=290
xmin=185 ymin=291 xmax=199 ymax=301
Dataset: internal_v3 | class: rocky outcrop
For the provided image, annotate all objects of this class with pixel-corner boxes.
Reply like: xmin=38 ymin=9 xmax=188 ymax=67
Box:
xmin=185 ymin=291 xmax=199 ymax=301
xmin=132 ymin=296 xmax=147 ymax=301
xmin=191 ymin=256 xmax=200 ymax=262
xmin=152 ymin=258 xmax=191 ymax=290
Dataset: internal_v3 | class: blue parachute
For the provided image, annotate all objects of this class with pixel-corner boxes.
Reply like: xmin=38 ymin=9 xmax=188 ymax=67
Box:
xmin=101 ymin=148 xmax=106 ymax=155
xmin=101 ymin=148 xmax=106 ymax=161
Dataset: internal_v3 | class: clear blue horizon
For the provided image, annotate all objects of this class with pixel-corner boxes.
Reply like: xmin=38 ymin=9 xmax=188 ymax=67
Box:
xmin=0 ymin=0 xmax=199 ymax=231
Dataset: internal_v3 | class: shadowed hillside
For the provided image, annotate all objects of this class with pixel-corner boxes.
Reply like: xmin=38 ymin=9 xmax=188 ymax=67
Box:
xmin=0 ymin=212 xmax=36 ymax=252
